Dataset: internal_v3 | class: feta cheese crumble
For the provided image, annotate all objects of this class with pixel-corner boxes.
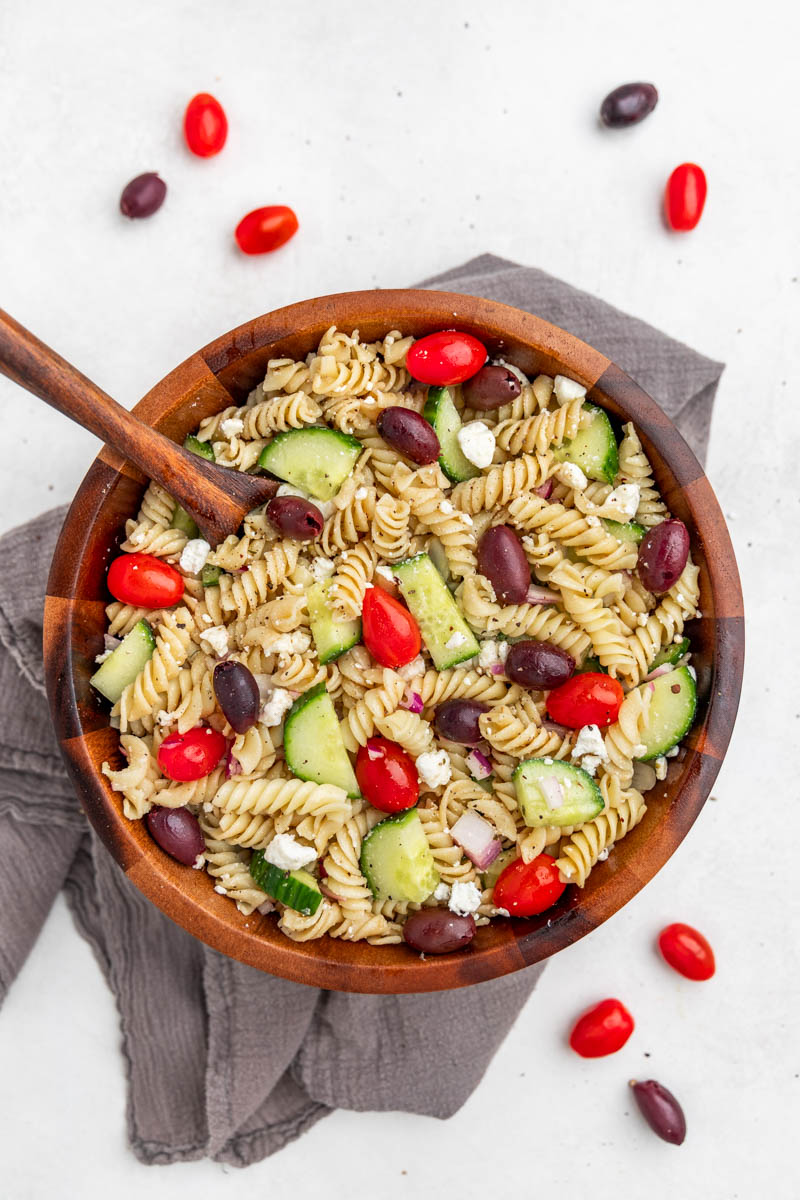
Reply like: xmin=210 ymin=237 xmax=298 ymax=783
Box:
xmin=220 ymin=417 xmax=245 ymax=438
xmin=493 ymin=907 xmax=510 ymax=918
xmin=448 ymin=880 xmax=482 ymax=916
xmin=276 ymin=483 xmax=309 ymax=500
xmin=375 ymin=564 xmax=395 ymax=583
xmin=440 ymin=499 xmax=454 ymax=515
xmin=555 ymin=461 xmax=588 ymax=491
xmin=457 ymin=421 xmax=496 ymax=469
xmin=416 ymin=749 xmax=452 ymax=789
xmin=200 ymin=625 xmax=229 ymax=657
xmin=654 ymin=756 xmax=668 ymax=781
xmin=309 ymin=556 xmax=335 ymax=581
xmin=355 ymin=486 xmax=369 ymax=500
xmin=180 ymin=538 xmax=211 ymax=575
xmin=597 ymin=483 xmax=641 ymax=522
xmin=433 ymin=882 xmax=452 ymax=902
xmin=269 ymin=630 xmax=311 ymax=655
xmin=478 ymin=639 xmax=509 ymax=670
xmin=572 ymin=724 xmax=608 ymax=763
xmin=553 ymin=375 xmax=587 ymax=404
xmin=445 ymin=631 xmax=468 ymax=650
xmin=263 ymin=833 xmax=316 ymax=872
xmin=259 ymin=687 xmax=295 ymax=727
xmin=397 ymin=655 xmax=425 ymax=680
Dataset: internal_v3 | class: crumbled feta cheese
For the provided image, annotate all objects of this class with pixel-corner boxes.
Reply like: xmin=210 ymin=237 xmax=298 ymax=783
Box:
xmin=276 ymin=483 xmax=309 ymax=500
xmin=553 ymin=374 xmax=586 ymax=404
xmin=310 ymin=556 xmax=335 ymax=581
xmin=654 ymin=756 xmax=668 ymax=781
xmin=666 ymin=746 xmax=680 ymax=758
xmin=260 ymin=687 xmax=295 ymax=727
xmin=180 ymin=538 xmax=211 ymax=575
xmin=192 ymin=853 xmax=206 ymax=870
xmin=263 ymin=833 xmax=316 ymax=872
xmin=440 ymin=499 xmax=454 ymax=515
xmin=433 ymin=882 xmax=451 ymax=902
xmin=478 ymin=639 xmax=509 ymax=670
xmin=201 ymin=625 xmax=230 ymax=657
xmin=416 ymin=749 xmax=452 ymax=789
xmin=596 ymin=846 xmax=612 ymax=862
xmin=494 ymin=906 xmax=510 ymax=918
xmin=94 ymin=649 xmax=112 ymax=664
xmin=579 ymin=755 xmax=603 ymax=777
xmin=448 ymin=880 xmax=482 ymax=916
xmin=674 ymin=634 xmax=684 ymax=644
xmin=445 ymin=631 xmax=468 ymax=650
xmin=220 ymin=417 xmax=245 ymax=438
xmin=157 ymin=708 xmax=179 ymax=726
xmin=494 ymin=358 xmax=530 ymax=389
xmin=457 ymin=421 xmax=496 ymax=469
xmin=214 ymin=885 xmax=227 ymax=895
xmin=269 ymin=630 xmax=311 ymax=654
xmin=355 ymin=486 xmax=369 ymax=500
xmin=397 ymin=655 xmax=426 ymax=680
xmin=687 ymin=665 xmax=697 ymax=680
xmin=637 ymin=614 xmax=649 ymax=627
xmin=572 ymin=724 xmax=608 ymax=763
xmin=632 ymin=743 xmax=648 ymax=758
xmin=375 ymin=564 xmax=395 ymax=582
xmin=202 ymin=614 xmax=213 ymax=624
xmin=555 ymin=461 xmax=588 ymax=491
xmin=457 ymin=511 xmax=474 ymax=526
xmin=598 ymin=484 xmax=641 ymax=522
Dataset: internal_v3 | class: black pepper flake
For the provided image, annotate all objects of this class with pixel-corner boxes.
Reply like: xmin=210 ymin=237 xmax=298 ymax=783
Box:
xmin=671 ymin=683 xmax=681 ymax=694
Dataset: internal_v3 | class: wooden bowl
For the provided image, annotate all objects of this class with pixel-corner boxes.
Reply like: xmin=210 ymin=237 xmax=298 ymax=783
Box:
xmin=44 ymin=290 xmax=744 ymax=993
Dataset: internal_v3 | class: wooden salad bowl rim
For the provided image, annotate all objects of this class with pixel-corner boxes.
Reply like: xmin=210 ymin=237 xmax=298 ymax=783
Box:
xmin=43 ymin=289 xmax=744 ymax=993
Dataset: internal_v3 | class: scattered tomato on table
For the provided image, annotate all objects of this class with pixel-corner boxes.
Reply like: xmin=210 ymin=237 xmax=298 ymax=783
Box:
xmin=235 ymin=205 xmax=299 ymax=254
xmin=658 ymin=922 xmax=716 ymax=980
xmin=184 ymin=92 xmax=228 ymax=157
xmin=665 ymin=163 xmax=707 ymax=231
xmin=569 ymin=998 xmax=635 ymax=1058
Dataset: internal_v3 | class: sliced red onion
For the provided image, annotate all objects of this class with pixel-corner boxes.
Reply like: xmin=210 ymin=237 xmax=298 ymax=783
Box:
xmin=490 ymin=663 xmax=506 ymax=676
xmin=451 ymin=810 xmax=501 ymax=869
xmin=525 ymin=584 xmax=560 ymax=605
xmin=466 ymin=749 xmax=493 ymax=780
xmin=402 ymin=690 xmax=424 ymax=714
xmin=256 ymin=899 xmax=275 ymax=915
xmin=104 ymin=633 xmax=122 ymax=653
xmin=319 ymin=881 xmax=343 ymax=902
xmin=225 ymin=748 xmax=243 ymax=779
xmin=648 ymin=681 xmax=656 ymax=693
xmin=365 ymin=741 xmax=383 ymax=761
xmin=543 ymin=719 xmax=571 ymax=737
xmin=644 ymin=663 xmax=675 ymax=681
xmin=538 ymin=775 xmax=565 ymax=810
xmin=535 ymin=479 xmax=554 ymax=499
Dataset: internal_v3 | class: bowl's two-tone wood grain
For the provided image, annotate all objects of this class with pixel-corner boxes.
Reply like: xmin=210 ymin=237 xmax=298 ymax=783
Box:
xmin=43 ymin=289 xmax=744 ymax=994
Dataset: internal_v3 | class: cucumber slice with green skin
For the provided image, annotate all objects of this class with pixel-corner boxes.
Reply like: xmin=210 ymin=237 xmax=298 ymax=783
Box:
xmin=602 ymin=518 xmax=645 ymax=544
xmin=649 ymin=637 xmax=690 ymax=671
xmin=201 ymin=564 xmax=222 ymax=587
xmin=171 ymin=505 xmax=199 ymax=538
xmin=249 ymin=855 xmax=322 ymax=915
xmin=283 ymin=682 xmax=360 ymax=797
xmin=360 ymin=809 xmax=440 ymax=903
xmin=392 ymin=553 xmax=480 ymax=669
xmin=184 ymin=434 xmax=215 ymax=462
xmin=423 ymin=386 xmax=480 ymax=483
xmin=481 ymin=846 xmax=517 ymax=890
xmin=307 ymin=581 xmax=361 ymax=664
xmin=555 ymin=402 xmax=619 ymax=485
xmin=636 ymin=665 xmax=696 ymax=760
xmin=513 ymin=758 xmax=604 ymax=827
xmin=90 ymin=620 xmax=155 ymax=704
xmin=257 ymin=428 xmax=362 ymax=501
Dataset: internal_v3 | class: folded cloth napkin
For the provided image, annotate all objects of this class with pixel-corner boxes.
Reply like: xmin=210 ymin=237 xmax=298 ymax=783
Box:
xmin=0 ymin=254 xmax=724 ymax=1167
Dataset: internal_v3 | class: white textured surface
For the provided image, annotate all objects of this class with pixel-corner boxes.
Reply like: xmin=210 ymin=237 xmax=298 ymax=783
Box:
xmin=1 ymin=0 xmax=797 ymax=1195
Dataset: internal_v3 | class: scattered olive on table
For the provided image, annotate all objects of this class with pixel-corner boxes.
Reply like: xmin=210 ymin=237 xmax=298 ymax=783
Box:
xmin=403 ymin=909 xmax=477 ymax=955
xmin=434 ymin=698 xmax=489 ymax=745
xmin=213 ymin=660 xmax=261 ymax=734
xmin=505 ymin=640 xmax=574 ymax=690
xmin=636 ymin=518 xmax=690 ymax=594
xmin=477 ymin=524 xmax=530 ymax=605
xmin=600 ymin=82 xmax=659 ymax=127
xmin=629 ymin=1079 xmax=687 ymax=1145
xmin=120 ymin=172 xmax=167 ymax=219
xmin=377 ymin=406 xmax=441 ymax=464
xmin=183 ymin=92 xmax=228 ymax=157
xmin=462 ymin=364 xmax=522 ymax=410
xmin=146 ymin=806 xmax=205 ymax=866
xmin=266 ymin=495 xmax=324 ymax=541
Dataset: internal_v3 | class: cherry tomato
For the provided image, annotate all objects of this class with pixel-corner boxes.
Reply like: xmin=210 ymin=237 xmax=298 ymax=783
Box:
xmin=492 ymin=853 xmax=566 ymax=917
xmin=665 ymin=163 xmax=707 ymax=231
xmin=361 ymin=586 xmax=421 ymax=668
xmin=107 ymin=552 xmax=183 ymax=608
xmin=235 ymin=206 xmax=299 ymax=255
xmin=157 ymin=726 xmax=227 ymax=782
xmin=406 ymin=330 xmax=487 ymax=386
xmin=183 ymin=93 xmax=228 ymax=157
xmin=356 ymin=737 xmax=419 ymax=813
xmin=569 ymin=998 xmax=634 ymax=1058
xmin=546 ymin=672 xmax=623 ymax=728
xmin=658 ymin=922 xmax=715 ymax=981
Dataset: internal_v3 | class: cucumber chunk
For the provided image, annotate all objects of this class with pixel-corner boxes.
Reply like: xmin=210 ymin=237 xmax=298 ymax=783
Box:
xmin=249 ymin=855 xmax=322 ymax=915
xmin=171 ymin=505 xmax=199 ymax=538
xmin=307 ymin=581 xmax=361 ymax=664
xmin=184 ymin=434 xmax=215 ymax=462
xmin=481 ymin=846 xmax=517 ymax=891
xmin=423 ymin=386 xmax=480 ymax=483
xmin=360 ymin=809 xmax=440 ymax=903
xmin=555 ymin=402 xmax=619 ymax=485
xmin=283 ymin=682 xmax=360 ymax=797
xmin=392 ymin=553 xmax=480 ymax=669
xmin=635 ymin=665 xmax=696 ymax=760
xmin=427 ymin=536 xmax=451 ymax=583
xmin=649 ymin=637 xmax=690 ymax=671
xmin=513 ymin=758 xmax=604 ymax=827
xmin=576 ymin=655 xmax=608 ymax=675
xmin=257 ymin=427 xmax=362 ymax=501
xmin=201 ymin=564 xmax=222 ymax=587
xmin=91 ymin=620 xmax=156 ymax=704
xmin=602 ymin=518 xmax=645 ymax=544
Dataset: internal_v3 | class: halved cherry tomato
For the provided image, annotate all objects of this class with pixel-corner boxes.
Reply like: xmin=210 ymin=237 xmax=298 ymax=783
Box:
xmin=361 ymin=586 xmax=421 ymax=668
xmin=183 ymin=93 xmax=228 ymax=158
xmin=665 ymin=163 xmax=707 ymax=231
xmin=569 ymin=998 xmax=634 ymax=1058
xmin=406 ymin=331 xmax=487 ymax=386
xmin=356 ymin=737 xmax=419 ymax=813
xmin=157 ymin=726 xmax=227 ymax=782
xmin=107 ymin=552 xmax=183 ymax=608
xmin=546 ymin=672 xmax=623 ymax=728
xmin=658 ymin=922 xmax=715 ymax=981
xmin=235 ymin=206 xmax=299 ymax=255
xmin=492 ymin=853 xmax=566 ymax=917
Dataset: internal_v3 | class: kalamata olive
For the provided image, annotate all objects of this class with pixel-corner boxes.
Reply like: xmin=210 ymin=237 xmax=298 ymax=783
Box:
xmin=146 ymin=806 xmax=205 ymax=866
xmin=434 ymin=698 xmax=489 ymax=744
xmin=213 ymin=660 xmax=261 ymax=733
xmin=266 ymin=495 xmax=324 ymax=541
xmin=377 ymin=407 xmax=440 ymax=464
xmin=636 ymin=519 xmax=690 ymax=594
xmin=505 ymin=640 xmax=574 ymax=689
xmin=477 ymin=525 xmax=530 ymax=604
xmin=600 ymin=83 xmax=659 ymax=128
xmin=403 ymin=909 xmax=476 ymax=954
xmin=462 ymin=365 xmax=522 ymax=410
xmin=629 ymin=1079 xmax=686 ymax=1145
xmin=120 ymin=172 xmax=167 ymax=218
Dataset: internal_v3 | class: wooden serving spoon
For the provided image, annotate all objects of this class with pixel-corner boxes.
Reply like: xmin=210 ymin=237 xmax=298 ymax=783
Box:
xmin=0 ymin=309 xmax=279 ymax=545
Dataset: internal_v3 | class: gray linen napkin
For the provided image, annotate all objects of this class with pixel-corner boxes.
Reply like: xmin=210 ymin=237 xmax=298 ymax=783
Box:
xmin=0 ymin=255 xmax=723 ymax=1167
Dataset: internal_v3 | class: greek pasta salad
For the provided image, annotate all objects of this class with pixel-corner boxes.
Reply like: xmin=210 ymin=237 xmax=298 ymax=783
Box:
xmin=94 ymin=326 xmax=699 ymax=955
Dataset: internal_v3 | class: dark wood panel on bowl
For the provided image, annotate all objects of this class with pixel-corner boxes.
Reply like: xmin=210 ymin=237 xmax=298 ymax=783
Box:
xmin=43 ymin=289 xmax=744 ymax=993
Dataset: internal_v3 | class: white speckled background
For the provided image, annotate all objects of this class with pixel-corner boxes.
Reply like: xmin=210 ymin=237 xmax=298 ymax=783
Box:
xmin=1 ymin=0 xmax=797 ymax=1195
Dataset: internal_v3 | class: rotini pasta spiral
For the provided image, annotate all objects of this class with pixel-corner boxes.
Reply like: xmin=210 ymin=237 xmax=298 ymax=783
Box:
xmin=102 ymin=734 xmax=161 ymax=820
xmin=114 ymin=608 xmax=194 ymax=728
xmin=493 ymin=396 xmax=585 ymax=456
xmin=370 ymin=493 xmax=411 ymax=562
xmin=555 ymin=785 xmax=647 ymax=886
xmin=451 ymin=453 xmax=553 ymax=515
